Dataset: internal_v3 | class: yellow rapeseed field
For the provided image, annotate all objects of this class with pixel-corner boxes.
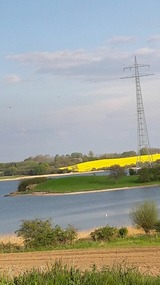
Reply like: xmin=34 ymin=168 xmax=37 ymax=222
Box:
xmin=64 ymin=154 xmax=160 ymax=172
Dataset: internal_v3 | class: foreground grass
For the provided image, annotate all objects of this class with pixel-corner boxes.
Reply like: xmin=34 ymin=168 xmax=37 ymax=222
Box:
xmin=31 ymin=175 xmax=160 ymax=194
xmin=1 ymin=262 xmax=160 ymax=284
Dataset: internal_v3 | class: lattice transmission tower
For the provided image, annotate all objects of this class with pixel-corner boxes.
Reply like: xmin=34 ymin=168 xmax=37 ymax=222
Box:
xmin=121 ymin=56 xmax=153 ymax=167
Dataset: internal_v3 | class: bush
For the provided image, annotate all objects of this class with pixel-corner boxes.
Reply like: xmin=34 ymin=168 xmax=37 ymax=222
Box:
xmin=49 ymin=225 xmax=77 ymax=245
xmin=18 ymin=177 xmax=48 ymax=192
xmin=129 ymin=201 xmax=159 ymax=233
xmin=64 ymin=225 xmax=78 ymax=244
xmin=154 ymin=220 xmax=160 ymax=232
xmin=118 ymin=227 xmax=128 ymax=238
xmin=138 ymin=166 xmax=160 ymax=182
xmin=16 ymin=219 xmax=54 ymax=248
xmin=90 ymin=225 xmax=117 ymax=241
xmin=15 ymin=219 xmax=77 ymax=249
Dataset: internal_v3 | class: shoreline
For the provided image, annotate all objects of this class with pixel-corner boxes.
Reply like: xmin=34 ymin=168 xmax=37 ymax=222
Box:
xmin=8 ymin=183 xmax=160 ymax=197
xmin=1 ymin=173 xmax=159 ymax=197
xmin=0 ymin=173 xmax=76 ymax=182
xmin=0 ymin=171 xmax=104 ymax=182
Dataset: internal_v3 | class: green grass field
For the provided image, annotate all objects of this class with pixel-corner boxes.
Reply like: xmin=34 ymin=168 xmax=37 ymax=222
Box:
xmin=32 ymin=175 xmax=159 ymax=193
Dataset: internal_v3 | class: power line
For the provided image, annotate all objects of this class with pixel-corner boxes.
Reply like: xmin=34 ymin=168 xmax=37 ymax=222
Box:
xmin=121 ymin=56 xmax=153 ymax=167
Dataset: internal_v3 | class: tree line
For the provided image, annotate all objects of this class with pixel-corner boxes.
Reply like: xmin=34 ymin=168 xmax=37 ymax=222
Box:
xmin=1 ymin=148 xmax=160 ymax=177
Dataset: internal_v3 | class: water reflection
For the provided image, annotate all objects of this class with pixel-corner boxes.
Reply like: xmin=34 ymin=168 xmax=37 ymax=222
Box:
xmin=0 ymin=180 xmax=160 ymax=234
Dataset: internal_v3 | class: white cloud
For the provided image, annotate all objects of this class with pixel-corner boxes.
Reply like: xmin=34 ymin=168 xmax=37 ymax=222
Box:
xmin=6 ymin=43 xmax=160 ymax=83
xmin=7 ymin=50 xmax=94 ymax=68
xmin=6 ymin=48 xmax=132 ymax=81
xmin=43 ymin=81 xmax=134 ymax=128
xmin=107 ymin=36 xmax=137 ymax=45
xmin=135 ymin=47 xmax=157 ymax=56
xmin=4 ymin=74 xmax=22 ymax=84
xmin=147 ymin=35 xmax=160 ymax=43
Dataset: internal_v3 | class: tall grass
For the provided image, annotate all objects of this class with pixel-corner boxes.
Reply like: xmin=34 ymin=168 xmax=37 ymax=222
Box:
xmin=0 ymin=234 xmax=24 ymax=253
xmin=1 ymin=262 xmax=160 ymax=284
xmin=0 ymin=234 xmax=23 ymax=245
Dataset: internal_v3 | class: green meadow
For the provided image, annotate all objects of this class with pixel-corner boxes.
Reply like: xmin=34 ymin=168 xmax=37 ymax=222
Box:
xmin=31 ymin=175 xmax=159 ymax=194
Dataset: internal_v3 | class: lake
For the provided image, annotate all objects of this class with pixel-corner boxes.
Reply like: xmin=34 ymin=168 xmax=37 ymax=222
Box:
xmin=0 ymin=179 xmax=160 ymax=234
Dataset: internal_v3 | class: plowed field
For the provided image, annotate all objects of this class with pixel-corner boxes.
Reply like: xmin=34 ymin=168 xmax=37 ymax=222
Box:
xmin=0 ymin=247 xmax=160 ymax=277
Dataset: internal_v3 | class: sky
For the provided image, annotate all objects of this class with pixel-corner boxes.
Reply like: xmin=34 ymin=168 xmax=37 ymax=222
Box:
xmin=0 ymin=0 xmax=160 ymax=162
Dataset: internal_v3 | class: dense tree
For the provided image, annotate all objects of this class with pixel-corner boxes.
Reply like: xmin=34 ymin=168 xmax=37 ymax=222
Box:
xmin=32 ymin=162 xmax=50 ymax=175
xmin=4 ymin=166 xmax=18 ymax=176
xmin=121 ymin=151 xmax=136 ymax=157
xmin=109 ymin=165 xmax=126 ymax=182
xmin=71 ymin=152 xmax=83 ymax=160
xmin=138 ymin=166 xmax=160 ymax=182
xmin=1 ymin=148 xmax=160 ymax=177
xmin=88 ymin=150 xmax=94 ymax=158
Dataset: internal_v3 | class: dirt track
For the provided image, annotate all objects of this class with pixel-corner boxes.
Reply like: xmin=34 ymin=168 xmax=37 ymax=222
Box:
xmin=0 ymin=247 xmax=160 ymax=277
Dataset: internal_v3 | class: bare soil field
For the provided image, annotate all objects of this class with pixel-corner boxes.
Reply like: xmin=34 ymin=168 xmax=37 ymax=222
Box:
xmin=0 ymin=247 xmax=160 ymax=277
xmin=0 ymin=229 xmax=160 ymax=277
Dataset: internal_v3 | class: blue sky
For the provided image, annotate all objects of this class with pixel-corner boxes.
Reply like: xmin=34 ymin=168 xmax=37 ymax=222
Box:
xmin=1 ymin=0 xmax=160 ymax=162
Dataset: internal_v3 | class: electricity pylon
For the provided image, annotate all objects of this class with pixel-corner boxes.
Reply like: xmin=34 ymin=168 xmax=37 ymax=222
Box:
xmin=121 ymin=56 xmax=153 ymax=167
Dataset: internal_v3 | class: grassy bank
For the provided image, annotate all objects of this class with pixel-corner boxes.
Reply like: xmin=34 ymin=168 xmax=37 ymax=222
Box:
xmin=31 ymin=175 xmax=160 ymax=194
xmin=2 ymin=237 xmax=160 ymax=253
xmin=1 ymin=228 xmax=160 ymax=253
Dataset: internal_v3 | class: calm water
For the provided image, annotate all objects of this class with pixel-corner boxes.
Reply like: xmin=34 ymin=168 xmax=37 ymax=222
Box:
xmin=0 ymin=180 xmax=160 ymax=234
